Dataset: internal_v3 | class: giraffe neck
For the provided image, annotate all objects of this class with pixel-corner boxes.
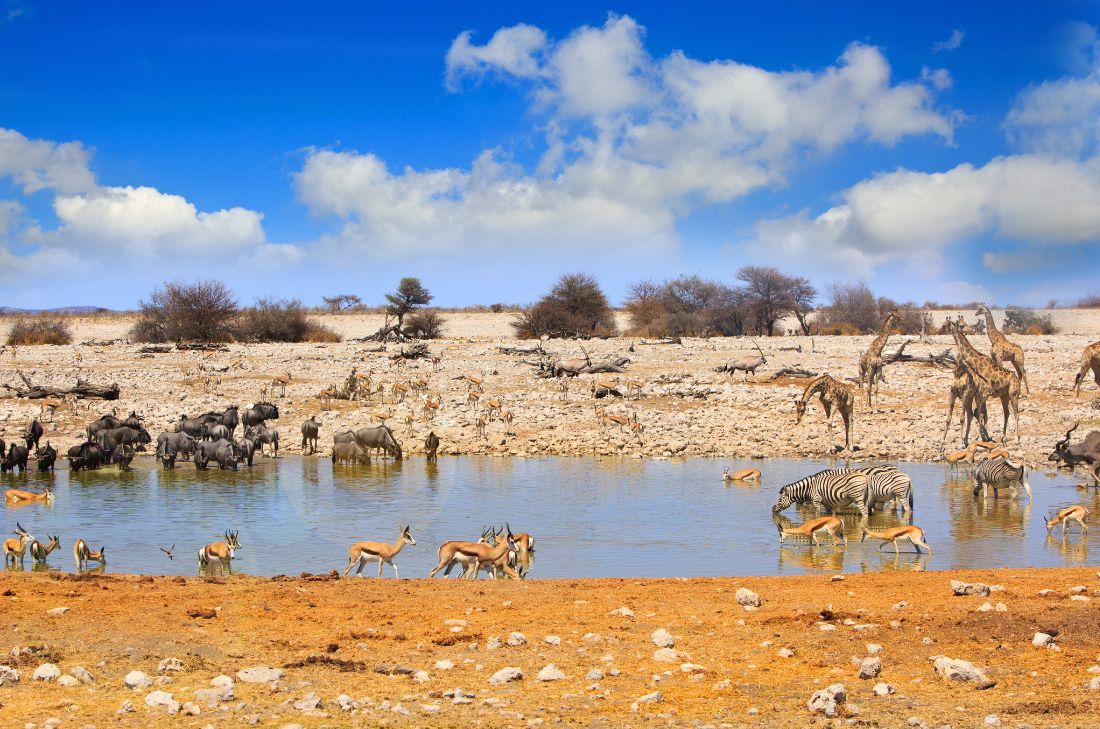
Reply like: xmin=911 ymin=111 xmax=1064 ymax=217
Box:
xmin=980 ymin=308 xmax=1002 ymax=338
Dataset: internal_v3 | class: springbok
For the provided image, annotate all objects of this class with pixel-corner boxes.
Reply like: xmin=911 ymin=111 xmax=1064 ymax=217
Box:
xmin=428 ymin=526 xmax=493 ymax=578
xmin=342 ymin=525 xmax=416 ymax=578
xmin=594 ymin=406 xmax=629 ymax=433
xmin=391 ymin=382 xmax=410 ymax=404
xmin=776 ymin=516 xmax=846 ymax=545
xmin=558 ymin=379 xmax=569 ymax=400
xmin=625 ymin=379 xmax=644 ymax=400
xmin=423 ymin=393 xmax=441 ymax=420
xmin=484 ymin=397 xmax=504 ymax=420
xmin=3 ymin=523 xmax=34 ymax=567
xmin=466 ymin=390 xmax=481 ymax=411
xmin=73 ymin=539 xmax=106 ymax=571
xmin=198 ymin=530 xmax=240 ymax=576
xmin=272 ymin=372 xmax=292 ymax=397
xmin=429 ymin=526 xmax=519 ymax=579
xmin=475 ymin=414 xmax=488 ymax=439
xmin=5 ymin=486 xmax=54 ymax=503
xmin=723 ymin=467 xmax=761 ymax=483
xmin=30 ymin=533 xmax=61 ymax=565
xmin=944 ymin=444 xmax=977 ymax=468
xmin=319 ymin=384 xmax=338 ymax=407
xmin=629 ymin=412 xmax=645 ymax=441
xmin=1045 ymin=505 xmax=1088 ymax=536
xmin=860 ymin=525 xmax=932 ymax=554
xmin=38 ymin=398 xmax=65 ymax=421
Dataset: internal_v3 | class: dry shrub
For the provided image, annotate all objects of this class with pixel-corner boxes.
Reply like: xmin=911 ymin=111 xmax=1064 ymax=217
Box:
xmin=814 ymin=322 xmax=863 ymax=336
xmin=132 ymin=280 xmax=239 ymax=343
xmin=1076 ymin=294 xmax=1100 ymax=309
xmin=513 ymin=273 xmax=617 ymax=339
xmin=5 ymin=315 xmax=73 ymax=345
xmin=404 ymin=310 xmax=445 ymax=339
xmin=1003 ymin=309 xmax=1057 ymax=335
xmin=238 ymin=298 xmax=342 ymax=343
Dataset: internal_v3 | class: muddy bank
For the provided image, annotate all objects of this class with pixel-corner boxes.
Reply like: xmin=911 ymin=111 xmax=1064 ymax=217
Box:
xmin=2 ymin=568 xmax=1099 ymax=726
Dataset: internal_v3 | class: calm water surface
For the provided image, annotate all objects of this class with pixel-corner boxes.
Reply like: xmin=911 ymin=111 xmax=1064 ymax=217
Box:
xmin=2 ymin=456 xmax=1095 ymax=578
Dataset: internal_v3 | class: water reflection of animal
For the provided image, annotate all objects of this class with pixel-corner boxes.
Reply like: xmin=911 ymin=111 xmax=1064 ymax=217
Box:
xmin=343 ymin=525 xmax=415 ymax=578
xmin=860 ymin=524 xmax=931 ymax=554
xmin=777 ymin=542 xmax=845 ymax=571
xmin=1045 ymin=505 xmax=1088 ymax=536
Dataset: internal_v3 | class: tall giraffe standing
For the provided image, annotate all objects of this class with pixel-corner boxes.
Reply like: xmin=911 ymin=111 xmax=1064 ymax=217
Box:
xmin=1073 ymin=341 xmax=1100 ymax=397
xmin=858 ymin=311 xmax=898 ymax=407
xmin=975 ymin=304 xmax=1029 ymax=394
xmin=795 ymin=374 xmax=856 ymax=450
xmin=947 ymin=320 xmax=1020 ymax=443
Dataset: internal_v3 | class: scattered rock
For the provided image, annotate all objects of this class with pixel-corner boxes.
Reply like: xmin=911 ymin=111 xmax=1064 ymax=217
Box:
xmin=70 ymin=666 xmax=94 ymax=684
xmin=808 ymin=683 xmax=847 ymax=716
xmin=631 ymin=690 xmax=663 ymax=711
xmin=859 ymin=657 xmax=882 ymax=680
xmin=293 ymin=692 xmax=322 ymax=711
xmin=653 ymin=648 xmax=684 ymax=663
xmin=985 ymin=716 xmax=1001 ymax=727
xmin=489 ymin=666 xmax=523 ymax=684
xmin=586 ymin=668 xmax=605 ymax=681
xmin=412 ymin=670 xmax=431 ymax=683
xmin=736 ymin=587 xmax=761 ymax=608
xmin=435 ymin=660 xmax=455 ymax=671
xmin=873 ymin=682 xmax=895 ymax=696
xmin=831 ymin=575 xmax=845 ymax=582
xmin=866 ymin=643 xmax=883 ymax=655
xmin=236 ymin=666 xmax=284 ymax=684
xmin=651 ymin=628 xmax=675 ymax=648
xmin=47 ymin=607 xmax=70 ymax=615
xmin=118 ymin=700 xmax=134 ymax=714
xmin=932 ymin=656 xmax=996 ymax=689
xmin=158 ymin=657 xmax=184 ymax=673
xmin=180 ymin=701 xmax=200 ymax=716
xmin=486 ymin=636 xmax=503 ymax=650
xmin=145 ymin=689 xmax=181 ymax=714
xmin=611 ymin=606 xmax=635 ymax=618
xmin=0 ymin=665 xmax=19 ymax=685
xmin=506 ymin=632 xmax=527 ymax=647
xmin=537 ymin=664 xmax=566 ymax=681
xmin=680 ymin=663 xmax=706 ymax=674
xmin=951 ymin=580 xmax=991 ymax=597
xmin=893 ymin=601 xmax=908 ymax=610
xmin=779 ymin=648 xmax=795 ymax=658
xmin=335 ymin=694 xmax=357 ymax=712
xmin=57 ymin=674 xmax=79 ymax=687
xmin=33 ymin=663 xmax=61 ymax=682
xmin=1032 ymin=632 xmax=1055 ymax=648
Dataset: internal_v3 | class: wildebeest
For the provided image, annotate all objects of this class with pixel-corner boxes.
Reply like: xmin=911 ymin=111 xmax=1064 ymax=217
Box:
xmin=25 ymin=419 xmax=43 ymax=451
xmin=242 ymin=402 xmax=279 ymax=429
xmin=193 ymin=439 xmax=240 ymax=470
xmin=246 ymin=424 xmax=279 ymax=457
xmin=36 ymin=442 xmax=57 ymax=472
xmin=156 ymin=431 xmax=197 ymax=469
xmin=331 ymin=440 xmax=369 ymax=465
xmin=109 ymin=445 xmax=135 ymax=471
xmin=202 ymin=422 xmax=231 ymax=442
xmin=0 ymin=437 xmax=5 ymax=461
xmin=334 ymin=425 xmax=402 ymax=461
xmin=237 ymin=435 xmax=259 ymax=467
xmin=2 ymin=443 xmax=29 ymax=473
xmin=425 ymin=431 xmax=439 ymax=462
xmin=86 ymin=411 xmax=143 ymax=440
xmin=173 ymin=414 xmax=206 ymax=438
xmin=99 ymin=426 xmax=152 ymax=451
xmin=199 ymin=405 xmax=239 ymax=437
xmin=301 ymin=416 xmax=321 ymax=454
xmin=67 ymin=440 xmax=105 ymax=471
xmin=1048 ymin=422 xmax=1100 ymax=483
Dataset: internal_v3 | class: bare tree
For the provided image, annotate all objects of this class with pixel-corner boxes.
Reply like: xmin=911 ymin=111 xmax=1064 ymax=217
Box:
xmin=736 ymin=266 xmax=816 ymax=336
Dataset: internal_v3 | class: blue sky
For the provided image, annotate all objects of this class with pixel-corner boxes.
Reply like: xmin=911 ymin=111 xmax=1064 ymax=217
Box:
xmin=1 ymin=1 xmax=1099 ymax=309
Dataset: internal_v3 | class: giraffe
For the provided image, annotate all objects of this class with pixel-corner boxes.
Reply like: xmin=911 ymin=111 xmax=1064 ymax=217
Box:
xmin=858 ymin=310 xmax=898 ymax=407
xmin=1073 ymin=341 xmax=1100 ymax=397
xmin=975 ymin=304 xmax=1029 ymax=394
xmin=941 ymin=360 xmax=991 ymax=449
xmin=947 ymin=320 xmax=1020 ymax=443
xmin=794 ymin=374 xmax=856 ymax=450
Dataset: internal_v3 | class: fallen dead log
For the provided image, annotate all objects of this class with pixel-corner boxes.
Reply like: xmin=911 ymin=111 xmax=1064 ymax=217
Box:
xmin=3 ymin=372 xmax=120 ymax=400
xmin=767 ymin=367 xmax=818 ymax=381
xmin=578 ymin=357 xmax=632 ymax=374
xmin=884 ymin=345 xmax=956 ymax=368
xmin=497 ymin=344 xmax=547 ymax=356
xmin=138 ymin=345 xmax=172 ymax=354
xmin=175 ymin=343 xmax=228 ymax=352
xmin=638 ymin=337 xmax=682 ymax=346
xmin=390 ymin=343 xmax=431 ymax=361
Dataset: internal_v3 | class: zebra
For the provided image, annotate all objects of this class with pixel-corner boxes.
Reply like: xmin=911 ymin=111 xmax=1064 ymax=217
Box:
xmin=973 ymin=457 xmax=1032 ymax=500
xmin=850 ymin=464 xmax=914 ymax=515
xmin=772 ymin=470 xmax=870 ymax=518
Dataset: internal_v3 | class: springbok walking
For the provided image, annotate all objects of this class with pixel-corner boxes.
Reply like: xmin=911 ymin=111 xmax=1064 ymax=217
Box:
xmin=860 ymin=525 xmax=932 ymax=554
xmin=343 ymin=525 xmax=416 ymax=578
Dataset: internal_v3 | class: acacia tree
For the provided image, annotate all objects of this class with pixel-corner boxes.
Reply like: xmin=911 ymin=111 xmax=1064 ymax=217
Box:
xmin=513 ymin=273 xmax=617 ymax=338
xmin=385 ymin=277 xmax=432 ymax=332
xmin=322 ymin=294 xmax=363 ymax=312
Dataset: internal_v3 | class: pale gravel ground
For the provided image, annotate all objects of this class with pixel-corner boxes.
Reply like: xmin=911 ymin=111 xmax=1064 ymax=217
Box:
xmin=0 ymin=312 xmax=1098 ymax=470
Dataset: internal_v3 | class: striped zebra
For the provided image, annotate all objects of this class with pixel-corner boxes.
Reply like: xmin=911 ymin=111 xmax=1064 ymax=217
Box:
xmin=850 ymin=464 xmax=913 ymax=515
xmin=771 ymin=469 xmax=870 ymax=518
xmin=973 ymin=457 xmax=1032 ymax=500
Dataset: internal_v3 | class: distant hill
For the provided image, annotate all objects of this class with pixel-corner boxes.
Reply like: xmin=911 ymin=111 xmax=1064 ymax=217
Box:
xmin=0 ymin=306 xmax=114 ymax=316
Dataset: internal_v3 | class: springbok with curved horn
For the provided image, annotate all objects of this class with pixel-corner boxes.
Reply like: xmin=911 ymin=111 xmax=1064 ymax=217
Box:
xmin=198 ymin=530 xmax=240 ymax=576
xmin=5 ymin=486 xmax=54 ymax=503
xmin=860 ymin=524 xmax=932 ymax=554
xmin=428 ymin=526 xmax=493 ymax=578
xmin=30 ymin=533 xmax=61 ymax=565
xmin=1045 ymin=505 xmax=1088 ymax=536
xmin=343 ymin=525 xmax=416 ymax=578
xmin=3 ymin=523 xmax=34 ymax=566
xmin=776 ymin=516 xmax=846 ymax=545
xmin=73 ymin=539 xmax=106 ymax=571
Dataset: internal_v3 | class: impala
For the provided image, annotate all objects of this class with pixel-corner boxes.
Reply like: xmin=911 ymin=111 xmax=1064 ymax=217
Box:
xmin=198 ymin=530 xmax=240 ymax=576
xmin=860 ymin=525 xmax=932 ymax=554
xmin=73 ymin=539 xmax=106 ymax=571
xmin=5 ymin=486 xmax=54 ymax=503
xmin=3 ymin=523 xmax=34 ymax=567
xmin=723 ymin=467 xmax=761 ymax=482
xmin=343 ymin=525 xmax=416 ymax=578
xmin=1045 ymin=505 xmax=1088 ymax=536
xmin=776 ymin=516 xmax=846 ymax=545
xmin=30 ymin=533 xmax=61 ymax=565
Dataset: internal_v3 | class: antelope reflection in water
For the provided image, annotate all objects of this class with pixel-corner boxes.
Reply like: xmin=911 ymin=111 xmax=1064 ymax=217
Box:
xmin=860 ymin=550 xmax=930 ymax=572
xmin=1044 ymin=531 xmax=1089 ymax=562
xmin=942 ymin=474 xmax=1031 ymax=543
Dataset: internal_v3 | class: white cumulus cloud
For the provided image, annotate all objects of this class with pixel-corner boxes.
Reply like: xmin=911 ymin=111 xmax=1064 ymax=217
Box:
xmin=932 ymin=29 xmax=965 ymax=53
xmin=445 ymin=23 xmax=548 ymax=90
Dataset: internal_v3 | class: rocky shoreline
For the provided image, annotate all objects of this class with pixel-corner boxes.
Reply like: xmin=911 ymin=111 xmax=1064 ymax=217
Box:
xmin=2 ymin=567 xmax=1099 ymax=727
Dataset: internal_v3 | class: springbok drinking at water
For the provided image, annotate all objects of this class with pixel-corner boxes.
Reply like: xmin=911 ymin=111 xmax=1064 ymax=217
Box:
xmin=30 ymin=533 xmax=61 ymax=566
xmin=4 ymin=486 xmax=54 ymax=503
xmin=73 ymin=538 xmax=106 ymax=571
xmin=198 ymin=530 xmax=240 ymax=575
xmin=776 ymin=516 xmax=846 ymax=545
xmin=429 ymin=526 xmax=519 ymax=579
xmin=723 ymin=467 xmax=761 ymax=482
xmin=343 ymin=525 xmax=415 ymax=578
xmin=1045 ymin=505 xmax=1088 ymax=536
xmin=860 ymin=524 xmax=932 ymax=554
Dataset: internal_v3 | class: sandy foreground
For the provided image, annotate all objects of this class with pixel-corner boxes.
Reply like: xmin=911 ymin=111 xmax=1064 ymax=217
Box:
xmin=0 ymin=311 xmax=1098 ymax=464
xmin=1 ymin=568 xmax=1100 ymax=727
